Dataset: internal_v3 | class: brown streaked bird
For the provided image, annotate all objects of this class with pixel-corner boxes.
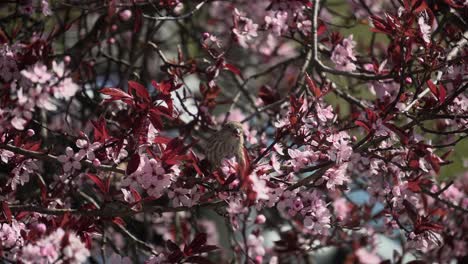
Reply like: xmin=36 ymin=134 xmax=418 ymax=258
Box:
xmin=204 ymin=121 xmax=245 ymax=168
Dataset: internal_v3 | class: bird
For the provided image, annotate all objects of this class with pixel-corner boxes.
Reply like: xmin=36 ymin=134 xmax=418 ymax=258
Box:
xmin=204 ymin=121 xmax=246 ymax=169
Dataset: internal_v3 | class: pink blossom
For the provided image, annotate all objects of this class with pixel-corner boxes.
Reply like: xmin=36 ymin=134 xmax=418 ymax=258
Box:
xmin=355 ymin=248 xmax=381 ymax=264
xmin=120 ymin=10 xmax=132 ymax=21
xmin=167 ymin=187 xmax=200 ymax=207
xmin=232 ymin=8 xmax=259 ymax=48
xmin=76 ymin=138 xmax=101 ymax=160
xmin=250 ymin=173 xmax=270 ymax=201
xmin=327 ymin=131 xmax=353 ymax=163
xmin=287 ymin=148 xmax=318 ymax=172
xmin=331 ymin=35 xmax=357 ymax=72
xmin=0 ymin=220 xmax=25 ymax=256
xmin=316 ymin=103 xmax=334 ymax=122
xmin=247 ymin=234 xmax=266 ymax=260
xmin=418 ymin=13 xmax=431 ymax=43
xmin=21 ymin=228 xmax=90 ymax=264
xmin=255 ymin=214 xmax=266 ymax=224
xmin=322 ymin=163 xmax=349 ymax=190
xmin=9 ymin=159 xmax=37 ymax=190
xmin=57 ymin=147 xmax=83 ymax=172
xmin=302 ymin=191 xmax=331 ymax=234
xmin=333 ymin=198 xmax=351 ymax=221
xmin=265 ymin=11 xmax=288 ymax=36
xmin=51 ymin=61 xmax=80 ymax=100
xmin=41 ymin=0 xmax=52 ymax=16
xmin=21 ymin=63 xmax=52 ymax=84
xmin=202 ymin=32 xmax=222 ymax=48
xmin=0 ymin=149 xmax=14 ymax=163
xmin=123 ymin=156 xmax=174 ymax=199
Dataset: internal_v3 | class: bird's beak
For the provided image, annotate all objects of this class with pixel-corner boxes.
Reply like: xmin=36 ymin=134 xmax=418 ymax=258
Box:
xmin=233 ymin=129 xmax=241 ymax=138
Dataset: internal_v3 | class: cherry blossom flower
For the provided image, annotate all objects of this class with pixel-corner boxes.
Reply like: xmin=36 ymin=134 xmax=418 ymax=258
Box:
xmin=76 ymin=138 xmax=101 ymax=160
xmin=331 ymin=35 xmax=357 ymax=72
xmin=57 ymin=147 xmax=84 ymax=172
xmin=21 ymin=228 xmax=90 ymax=264
xmin=287 ymin=148 xmax=318 ymax=172
xmin=418 ymin=13 xmax=432 ymax=43
xmin=0 ymin=220 xmax=25 ymax=260
xmin=0 ymin=149 xmax=14 ymax=163
xmin=355 ymin=248 xmax=381 ymax=264
xmin=333 ymin=197 xmax=352 ymax=221
xmin=265 ymin=11 xmax=288 ymax=36
xmin=9 ymin=160 xmax=38 ymax=190
xmin=233 ymin=8 xmax=259 ymax=48
xmin=21 ymin=63 xmax=52 ymax=84
xmin=247 ymin=234 xmax=266 ymax=262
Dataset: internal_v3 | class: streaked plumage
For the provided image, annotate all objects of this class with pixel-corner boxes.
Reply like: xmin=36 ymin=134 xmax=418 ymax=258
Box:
xmin=205 ymin=121 xmax=245 ymax=168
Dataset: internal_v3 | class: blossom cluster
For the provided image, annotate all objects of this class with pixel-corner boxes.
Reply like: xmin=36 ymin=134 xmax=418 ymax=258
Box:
xmin=0 ymin=0 xmax=467 ymax=263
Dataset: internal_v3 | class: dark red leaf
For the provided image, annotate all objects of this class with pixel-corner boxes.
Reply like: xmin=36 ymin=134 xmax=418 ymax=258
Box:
xmin=112 ymin=217 xmax=126 ymax=226
xmin=185 ymin=256 xmax=216 ymax=264
xmin=407 ymin=180 xmax=421 ymax=192
xmin=305 ymin=73 xmax=322 ymax=98
xmin=426 ymin=80 xmax=444 ymax=103
xmin=126 ymin=153 xmax=140 ymax=175
xmin=186 ymin=233 xmax=207 ymax=255
xmin=166 ymin=240 xmax=181 ymax=252
xmin=355 ymin=120 xmax=371 ymax=133
xmin=130 ymin=187 xmax=142 ymax=203
xmin=148 ymin=110 xmax=163 ymax=130
xmin=224 ymin=63 xmax=243 ymax=78
xmin=258 ymin=85 xmax=280 ymax=105
xmin=87 ymin=173 xmax=108 ymax=194
xmin=100 ymin=88 xmax=133 ymax=100
xmin=438 ymin=84 xmax=446 ymax=103
xmin=2 ymin=202 xmax=12 ymax=223
xmin=403 ymin=199 xmax=418 ymax=223
xmin=153 ymin=136 xmax=172 ymax=145
xmin=128 ymin=81 xmax=150 ymax=102
xmin=133 ymin=8 xmax=142 ymax=33
xmin=425 ymin=153 xmax=441 ymax=174
xmin=91 ymin=117 xmax=110 ymax=143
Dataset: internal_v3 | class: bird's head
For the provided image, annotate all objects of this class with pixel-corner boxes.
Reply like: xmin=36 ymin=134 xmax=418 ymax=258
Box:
xmin=221 ymin=121 xmax=244 ymax=140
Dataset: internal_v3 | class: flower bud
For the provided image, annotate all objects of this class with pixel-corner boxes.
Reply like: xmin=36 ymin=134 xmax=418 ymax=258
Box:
xmin=119 ymin=10 xmax=132 ymax=21
xmin=255 ymin=214 xmax=266 ymax=224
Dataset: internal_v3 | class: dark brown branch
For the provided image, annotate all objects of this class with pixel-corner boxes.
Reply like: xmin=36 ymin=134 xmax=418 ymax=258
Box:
xmin=0 ymin=144 xmax=126 ymax=174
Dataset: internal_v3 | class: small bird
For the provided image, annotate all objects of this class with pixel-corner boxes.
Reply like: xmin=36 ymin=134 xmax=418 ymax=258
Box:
xmin=204 ymin=121 xmax=246 ymax=169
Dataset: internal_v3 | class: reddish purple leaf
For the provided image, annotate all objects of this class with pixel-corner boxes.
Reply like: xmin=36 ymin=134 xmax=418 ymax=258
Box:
xmin=185 ymin=256 xmax=216 ymax=264
xmin=2 ymin=201 xmax=12 ymax=223
xmin=305 ymin=73 xmax=322 ymax=98
xmin=224 ymin=63 xmax=243 ymax=78
xmin=87 ymin=173 xmax=108 ymax=194
xmin=128 ymin=81 xmax=150 ymax=102
xmin=126 ymin=153 xmax=140 ymax=175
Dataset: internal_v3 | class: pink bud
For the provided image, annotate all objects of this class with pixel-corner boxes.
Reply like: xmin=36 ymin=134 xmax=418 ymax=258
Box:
xmin=202 ymin=32 xmax=210 ymax=39
xmin=108 ymin=37 xmax=116 ymax=44
xmin=111 ymin=24 xmax=118 ymax=31
xmin=405 ymin=77 xmax=412 ymax=84
xmin=255 ymin=214 xmax=266 ymax=224
xmin=27 ymin=129 xmax=35 ymax=137
xmin=34 ymin=223 xmax=46 ymax=234
xmin=64 ymin=56 xmax=71 ymax=64
xmin=93 ymin=159 xmax=101 ymax=167
xmin=119 ymin=10 xmax=132 ymax=21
